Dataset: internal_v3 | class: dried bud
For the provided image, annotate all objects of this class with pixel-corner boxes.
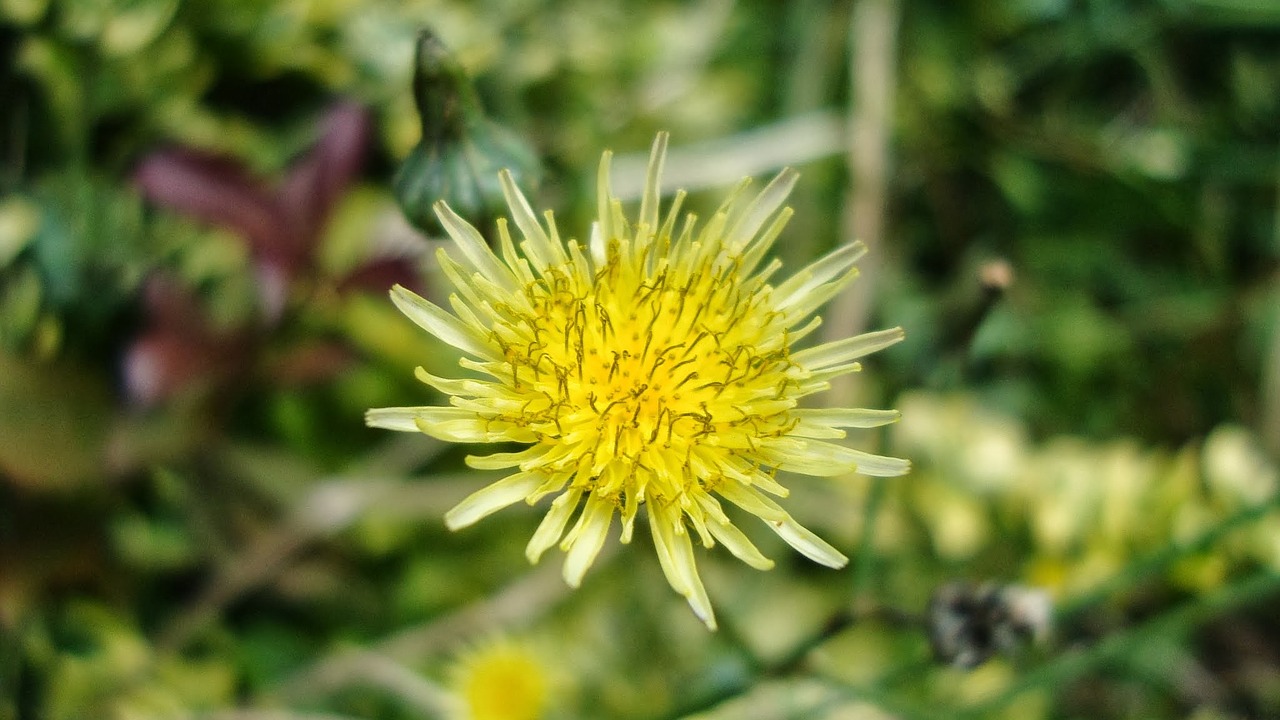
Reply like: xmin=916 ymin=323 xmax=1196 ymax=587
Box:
xmin=927 ymin=581 xmax=1052 ymax=669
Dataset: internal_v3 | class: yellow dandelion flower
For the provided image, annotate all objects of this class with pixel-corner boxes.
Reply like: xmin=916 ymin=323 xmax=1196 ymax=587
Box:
xmin=450 ymin=637 xmax=551 ymax=720
xmin=367 ymin=133 xmax=909 ymax=629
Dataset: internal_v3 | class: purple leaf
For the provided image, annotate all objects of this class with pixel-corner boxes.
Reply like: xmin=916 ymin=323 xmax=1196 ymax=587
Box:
xmin=134 ymin=149 xmax=293 ymax=261
xmin=124 ymin=276 xmax=250 ymax=405
xmin=337 ymin=256 xmax=423 ymax=296
xmin=280 ymin=102 xmax=371 ymax=251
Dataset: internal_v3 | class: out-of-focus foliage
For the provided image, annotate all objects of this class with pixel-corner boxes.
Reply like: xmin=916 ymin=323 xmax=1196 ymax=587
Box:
xmin=880 ymin=1 xmax=1280 ymax=443
xmin=2 ymin=0 xmax=1280 ymax=719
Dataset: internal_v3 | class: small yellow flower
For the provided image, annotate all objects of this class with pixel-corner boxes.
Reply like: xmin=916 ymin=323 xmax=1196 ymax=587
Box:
xmin=368 ymin=133 xmax=909 ymax=628
xmin=450 ymin=637 xmax=551 ymax=720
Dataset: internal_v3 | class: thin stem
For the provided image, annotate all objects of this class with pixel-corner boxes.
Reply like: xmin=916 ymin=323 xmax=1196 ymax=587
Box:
xmin=267 ymin=650 xmax=453 ymax=717
xmin=850 ymin=476 xmax=888 ymax=605
xmin=1263 ymin=146 xmax=1280 ymax=455
xmin=788 ymin=680 xmax=950 ymax=720
xmin=826 ymin=0 xmax=902 ymax=404
xmin=811 ymin=496 xmax=1280 ymax=718
xmin=1056 ymin=494 xmax=1280 ymax=623
xmin=956 ymin=571 xmax=1280 ymax=719
xmin=199 ymin=707 xmax=368 ymax=712
xmin=658 ymin=596 xmax=921 ymax=719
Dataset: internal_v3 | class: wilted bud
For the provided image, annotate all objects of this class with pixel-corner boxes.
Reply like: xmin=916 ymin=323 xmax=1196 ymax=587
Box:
xmin=394 ymin=31 xmax=539 ymax=237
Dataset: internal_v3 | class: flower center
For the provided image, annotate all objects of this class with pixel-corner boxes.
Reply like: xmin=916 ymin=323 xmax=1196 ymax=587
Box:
xmin=490 ymin=242 xmax=800 ymax=501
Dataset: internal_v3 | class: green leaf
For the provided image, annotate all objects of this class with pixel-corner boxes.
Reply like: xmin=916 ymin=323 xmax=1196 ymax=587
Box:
xmin=0 ymin=353 xmax=113 ymax=491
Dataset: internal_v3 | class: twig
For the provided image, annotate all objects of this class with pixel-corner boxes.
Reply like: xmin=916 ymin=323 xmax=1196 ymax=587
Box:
xmin=201 ymin=712 xmax=367 ymax=720
xmin=658 ymin=601 xmax=922 ymax=720
xmin=677 ymin=677 xmax=938 ymax=720
xmin=261 ymin=650 xmax=454 ymax=717
xmin=826 ymin=0 xmax=902 ymax=404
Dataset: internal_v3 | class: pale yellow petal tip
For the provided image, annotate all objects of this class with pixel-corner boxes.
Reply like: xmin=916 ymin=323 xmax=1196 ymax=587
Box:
xmin=412 ymin=416 xmax=434 ymax=437
xmin=597 ymin=149 xmax=614 ymax=189
xmin=445 ymin=472 xmax=544 ymax=531
xmin=443 ymin=512 xmax=468 ymax=532
xmin=430 ymin=198 xmax=451 ymax=222
xmin=561 ymin=545 xmax=598 ymax=588
xmin=649 ymin=133 xmax=669 ymax=163
xmin=365 ymin=407 xmax=419 ymax=432
xmin=562 ymin=561 xmax=597 ymax=589
xmin=693 ymin=605 xmax=718 ymax=631
xmin=870 ymin=456 xmax=912 ymax=477
xmin=771 ymin=517 xmax=849 ymax=568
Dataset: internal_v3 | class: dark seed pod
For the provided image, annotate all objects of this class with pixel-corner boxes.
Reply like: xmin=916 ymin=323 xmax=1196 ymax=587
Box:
xmin=927 ymin=582 xmax=1052 ymax=669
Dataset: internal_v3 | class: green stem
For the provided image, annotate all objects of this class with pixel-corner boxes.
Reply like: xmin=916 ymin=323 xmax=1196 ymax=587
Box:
xmin=956 ymin=570 xmax=1280 ymax=719
xmin=851 ymin=475 xmax=889 ymax=603
xmin=1056 ymin=495 xmax=1280 ymax=623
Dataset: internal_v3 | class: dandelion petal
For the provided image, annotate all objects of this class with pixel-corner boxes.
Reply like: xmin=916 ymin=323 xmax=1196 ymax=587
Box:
xmin=792 ymin=327 xmax=905 ymax=371
xmin=769 ymin=515 xmax=848 ymax=569
xmin=389 ymin=285 xmax=499 ymax=361
xmin=365 ymin=406 xmax=471 ymax=432
xmin=562 ymin=494 xmax=614 ymax=587
xmin=445 ymin=471 xmax=544 ymax=530
xmin=526 ymin=489 xmax=581 ymax=563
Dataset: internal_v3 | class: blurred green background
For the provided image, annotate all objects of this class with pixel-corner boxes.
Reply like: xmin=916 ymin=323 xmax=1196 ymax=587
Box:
xmin=2 ymin=1 xmax=1280 ymax=718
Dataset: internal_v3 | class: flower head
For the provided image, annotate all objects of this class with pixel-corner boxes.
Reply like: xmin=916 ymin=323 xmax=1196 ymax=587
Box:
xmin=368 ymin=133 xmax=908 ymax=628
xmin=448 ymin=636 xmax=553 ymax=720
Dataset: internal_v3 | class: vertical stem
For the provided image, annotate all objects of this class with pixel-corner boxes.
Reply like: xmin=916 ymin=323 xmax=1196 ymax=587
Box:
xmin=779 ymin=0 xmax=840 ymax=272
xmin=1264 ymin=313 xmax=1280 ymax=457
xmin=827 ymin=0 xmax=901 ymax=404
xmin=1263 ymin=149 xmax=1280 ymax=457
xmin=850 ymin=476 xmax=888 ymax=606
